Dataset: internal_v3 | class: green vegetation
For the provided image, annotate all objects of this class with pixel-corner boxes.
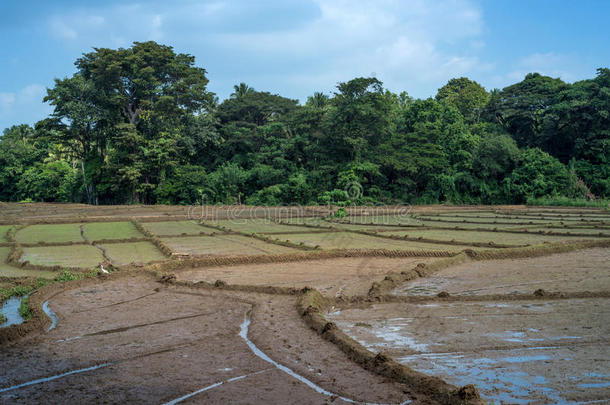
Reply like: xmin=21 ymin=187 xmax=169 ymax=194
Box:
xmin=276 ymin=232 xmax=472 ymax=251
xmin=82 ymin=221 xmax=143 ymax=241
xmin=0 ymin=247 xmax=57 ymax=279
xmin=0 ymin=41 xmax=607 ymax=206
xmin=18 ymin=296 xmax=32 ymax=321
xmin=101 ymin=242 xmax=166 ymax=265
xmin=140 ymin=221 xmax=217 ymax=236
xmin=526 ymin=196 xmax=610 ymax=209
xmin=0 ymin=225 xmax=13 ymax=243
xmin=16 ymin=224 xmax=83 ymax=244
xmin=161 ymin=235 xmax=299 ymax=256
xmin=20 ymin=245 xmax=104 ymax=268
xmin=379 ymin=229 xmax=601 ymax=246
xmin=209 ymin=219 xmax=311 ymax=234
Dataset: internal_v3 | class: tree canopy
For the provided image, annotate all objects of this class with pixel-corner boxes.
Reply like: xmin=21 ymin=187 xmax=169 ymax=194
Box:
xmin=1 ymin=41 xmax=607 ymax=205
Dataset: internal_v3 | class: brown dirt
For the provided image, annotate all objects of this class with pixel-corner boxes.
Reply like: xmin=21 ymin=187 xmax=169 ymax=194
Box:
xmin=176 ymin=257 xmax=437 ymax=297
xmin=0 ymin=275 xmax=413 ymax=404
xmin=395 ymin=248 xmax=610 ymax=296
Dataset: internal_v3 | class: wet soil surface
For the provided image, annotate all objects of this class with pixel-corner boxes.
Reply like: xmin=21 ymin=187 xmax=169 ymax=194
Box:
xmin=395 ymin=248 xmax=610 ymax=296
xmin=328 ymin=298 xmax=610 ymax=404
xmin=0 ymin=275 xmax=412 ymax=404
xmin=176 ymin=257 xmax=435 ymax=297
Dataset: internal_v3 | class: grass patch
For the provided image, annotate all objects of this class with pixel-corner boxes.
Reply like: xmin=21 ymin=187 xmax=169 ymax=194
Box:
xmin=140 ymin=221 xmax=217 ymax=236
xmin=527 ymin=196 xmax=610 ymax=209
xmin=18 ymin=296 xmax=32 ymax=321
xmin=82 ymin=222 xmax=143 ymax=241
xmin=16 ymin=224 xmax=83 ymax=244
xmin=101 ymin=241 xmax=166 ymax=265
xmin=161 ymin=235 xmax=300 ymax=256
xmin=20 ymin=245 xmax=103 ymax=268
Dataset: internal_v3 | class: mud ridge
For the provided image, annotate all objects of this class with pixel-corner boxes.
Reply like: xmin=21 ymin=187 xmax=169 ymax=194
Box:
xmin=131 ymin=219 xmax=174 ymax=257
xmin=0 ymin=270 xmax=156 ymax=345
xmin=200 ymin=221 xmax=317 ymax=251
xmin=296 ymin=288 xmax=483 ymax=405
xmin=136 ymin=249 xmax=457 ymax=273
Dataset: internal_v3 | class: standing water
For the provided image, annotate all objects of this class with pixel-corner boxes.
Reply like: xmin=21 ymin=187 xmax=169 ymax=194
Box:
xmin=1 ymin=295 xmax=27 ymax=327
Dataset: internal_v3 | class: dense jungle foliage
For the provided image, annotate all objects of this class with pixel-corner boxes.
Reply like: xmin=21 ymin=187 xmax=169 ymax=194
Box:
xmin=1 ymin=42 xmax=608 ymax=205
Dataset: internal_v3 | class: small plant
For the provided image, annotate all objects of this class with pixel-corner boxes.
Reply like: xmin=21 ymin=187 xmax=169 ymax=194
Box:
xmin=333 ymin=207 xmax=347 ymax=219
xmin=54 ymin=269 xmax=84 ymax=282
xmin=19 ymin=297 xmax=32 ymax=321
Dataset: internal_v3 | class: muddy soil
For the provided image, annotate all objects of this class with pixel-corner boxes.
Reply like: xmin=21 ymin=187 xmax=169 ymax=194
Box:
xmin=395 ymin=248 xmax=610 ymax=296
xmin=0 ymin=275 xmax=412 ymax=404
xmin=176 ymin=257 xmax=436 ymax=297
xmin=328 ymin=298 xmax=610 ymax=404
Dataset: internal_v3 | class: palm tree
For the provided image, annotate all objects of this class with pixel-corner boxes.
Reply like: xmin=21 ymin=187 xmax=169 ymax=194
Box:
xmin=306 ymin=92 xmax=329 ymax=108
xmin=231 ymin=82 xmax=254 ymax=99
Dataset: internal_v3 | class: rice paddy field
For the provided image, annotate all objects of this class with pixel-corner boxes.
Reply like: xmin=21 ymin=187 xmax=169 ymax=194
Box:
xmin=140 ymin=220 xmax=218 ymax=236
xmin=100 ymin=241 xmax=166 ymax=265
xmin=81 ymin=221 xmax=143 ymax=241
xmin=207 ymin=218 xmax=313 ymax=233
xmin=15 ymin=223 xmax=83 ymax=244
xmin=20 ymin=245 xmax=104 ymax=268
xmin=0 ymin=203 xmax=609 ymax=404
xmin=161 ymin=234 xmax=300 ymax=256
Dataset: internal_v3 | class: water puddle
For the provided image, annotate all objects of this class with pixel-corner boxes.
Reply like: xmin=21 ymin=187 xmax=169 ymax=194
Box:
xmin=239 ymin=313 xmax=411 ymax=405
xmin=0 ymin=362 xmax=113 ymax=394
xmin=162 ymin=369 xmax=272 ymax=405
xmin=42 ymin=300 xmax=58 ymax=331
xmin=1 ymin=295 xmax=27 ymax=328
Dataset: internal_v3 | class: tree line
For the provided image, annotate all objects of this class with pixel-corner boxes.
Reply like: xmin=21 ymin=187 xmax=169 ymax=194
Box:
xmin=0 ymin=41 xmax=608 ymax=205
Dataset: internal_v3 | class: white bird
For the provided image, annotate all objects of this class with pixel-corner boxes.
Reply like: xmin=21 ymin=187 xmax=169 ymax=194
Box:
xmin=100 ymin=264 xmax=109 ymax=274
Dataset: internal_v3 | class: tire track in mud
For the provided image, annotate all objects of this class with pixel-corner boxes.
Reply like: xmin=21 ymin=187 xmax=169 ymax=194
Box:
xmin=0 ymin=339 xmax=207 ymax=394
xmin=162 ymin=368 xmax=274 ymax=405
xmin=56 ymin=311 xmax=215 ymax=341
xmin=71 ymin=291 xmax=159 ymax=314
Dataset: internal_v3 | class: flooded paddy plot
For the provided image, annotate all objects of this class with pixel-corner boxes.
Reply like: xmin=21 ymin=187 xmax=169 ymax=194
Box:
xmin=15 ymin=224 xmax=84 ymax=244
xmin=100 ymin=241 xmax=166 ymax=265
xmin=396 ymin=247 xmax=610 ymax=296
xmin=20 ymin=245 xmax=103 ymax=268
xmin=328 ymin=298 xmax=610 ymax=404
xmin=140 ymin=220 xmax=218 ymax=236
xmin=379 ymin=228 xmax=602 ymax=246
xmin=339 ymin=215 xmax=423 ymax=226
xmin=208 ymin=218 xmax=314 ymax=234
xmin=415 ymin=216 xmax=556 ymax=225
xmin=161 ymin=234 xmax=300 ymax=256
xmin=81 ymin=221 xmax=143 ymax=241
xmin=0 ymin=247 xmax=56 ymax=278
xmin=279 ymin=232 xmax=474 ymax=251
xmin=177 ymin=256 xmax=437 ymax=297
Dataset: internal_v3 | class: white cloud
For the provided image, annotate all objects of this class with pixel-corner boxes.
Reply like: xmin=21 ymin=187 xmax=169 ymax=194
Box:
xmin=43 ymin=0 xmax=489 ymax=99
xmin=497 ymin=52 xmax=587 ymax=87
xmin=0 ymin=84 xmax=51 ymax=126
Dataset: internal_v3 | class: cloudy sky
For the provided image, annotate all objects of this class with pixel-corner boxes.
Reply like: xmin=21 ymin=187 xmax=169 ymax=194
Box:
xmin=1 ymin=0 xmax=608 ymax=131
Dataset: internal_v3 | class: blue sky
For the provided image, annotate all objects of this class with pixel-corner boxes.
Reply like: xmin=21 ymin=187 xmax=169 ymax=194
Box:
xmin=1 ymin=0 xmax=608 ymax=131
